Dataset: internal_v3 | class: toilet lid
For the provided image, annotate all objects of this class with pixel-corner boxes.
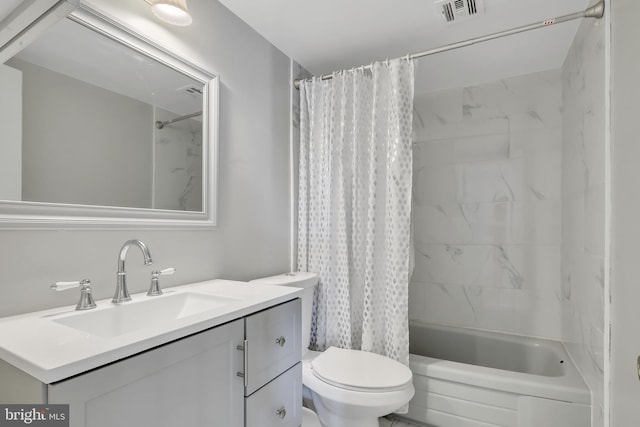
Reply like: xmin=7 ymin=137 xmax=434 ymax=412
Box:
xmin=310 ymin=346 xmax=412 ymax=392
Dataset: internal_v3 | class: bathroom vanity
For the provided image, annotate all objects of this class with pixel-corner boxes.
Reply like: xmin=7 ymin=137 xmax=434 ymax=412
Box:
xmin=0 ymin=280 xmax=302 ymax=427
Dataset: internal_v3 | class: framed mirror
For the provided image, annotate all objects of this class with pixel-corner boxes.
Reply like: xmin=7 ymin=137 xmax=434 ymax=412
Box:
xmin=0 ymin=3 xmax=218 ymax=228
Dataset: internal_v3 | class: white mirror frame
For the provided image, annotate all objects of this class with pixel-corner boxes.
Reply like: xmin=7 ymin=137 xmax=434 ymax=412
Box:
xmin=0 ymin=4 xmax=218 ymax=229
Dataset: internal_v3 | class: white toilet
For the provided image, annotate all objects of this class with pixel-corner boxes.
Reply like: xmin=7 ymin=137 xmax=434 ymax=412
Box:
xmin=250 ymin=272 xmax=415 ymax=427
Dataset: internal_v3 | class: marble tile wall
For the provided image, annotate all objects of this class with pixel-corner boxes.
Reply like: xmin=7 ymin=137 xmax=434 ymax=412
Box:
xmin=561 ymin=18 xmax=606 ymax=427
xmin=153 ymin=107 xmax=203 ymax=211
xmin=410 ymin=69 xmax=563 ymax=339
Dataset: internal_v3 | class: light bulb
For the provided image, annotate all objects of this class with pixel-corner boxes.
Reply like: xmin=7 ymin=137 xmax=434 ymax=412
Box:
xmin=149 ymin=0 xmax=192 ymax=26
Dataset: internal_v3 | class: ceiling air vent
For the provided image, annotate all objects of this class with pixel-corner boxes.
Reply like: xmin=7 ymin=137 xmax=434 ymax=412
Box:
xmin=435 ymin=0 xmax=484 ymax=22
xmin=184 ymin=86 xmax=203 ymax=96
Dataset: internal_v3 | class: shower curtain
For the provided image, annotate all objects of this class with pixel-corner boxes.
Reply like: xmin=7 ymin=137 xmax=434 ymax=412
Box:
xmin=297 ymin=58 xmax=415 ymax=368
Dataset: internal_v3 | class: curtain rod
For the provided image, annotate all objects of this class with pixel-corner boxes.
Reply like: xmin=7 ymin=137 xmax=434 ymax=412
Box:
xmin=294 ymin=0 xmax=605 ymax=90
xmin=155 ymin=111 xmax=202 ymax=129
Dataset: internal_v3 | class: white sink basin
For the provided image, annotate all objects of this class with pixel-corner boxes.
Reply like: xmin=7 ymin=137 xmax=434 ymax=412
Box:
xmin=52 ymin=292 xmax=239 ymax=338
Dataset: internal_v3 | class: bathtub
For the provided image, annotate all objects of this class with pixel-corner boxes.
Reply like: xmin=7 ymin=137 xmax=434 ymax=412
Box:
xmin=401 ymin=322 xmax=591 ymax=427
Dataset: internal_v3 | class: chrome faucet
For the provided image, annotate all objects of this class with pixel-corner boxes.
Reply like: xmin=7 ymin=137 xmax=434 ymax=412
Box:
xmin=112 ymin=239 xmax=153 ymax=304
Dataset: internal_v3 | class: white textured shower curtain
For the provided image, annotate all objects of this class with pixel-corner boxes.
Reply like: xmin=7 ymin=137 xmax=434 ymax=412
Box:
xmin=297 ymin=59 xmax=415 ymax=368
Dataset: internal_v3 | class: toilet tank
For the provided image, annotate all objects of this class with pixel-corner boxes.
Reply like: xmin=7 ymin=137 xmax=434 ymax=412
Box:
xmin=250 ymin=272 xmax=318 ymax=353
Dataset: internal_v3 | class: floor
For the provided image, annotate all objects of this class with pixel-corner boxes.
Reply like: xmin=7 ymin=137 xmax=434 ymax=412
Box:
xmin=379 ymin=416 xmax=423 ymax=427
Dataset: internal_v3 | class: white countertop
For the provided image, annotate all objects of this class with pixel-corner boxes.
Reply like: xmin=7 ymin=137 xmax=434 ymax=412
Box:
xmin=0 ymin=279 xmax=302 ymax=384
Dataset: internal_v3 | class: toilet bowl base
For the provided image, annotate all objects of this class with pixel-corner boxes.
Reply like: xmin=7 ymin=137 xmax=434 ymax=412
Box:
xmin=312 ymin=395 xmax=381 ymax=427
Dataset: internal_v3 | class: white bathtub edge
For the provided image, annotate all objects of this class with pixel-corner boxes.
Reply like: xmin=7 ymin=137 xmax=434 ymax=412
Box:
xmin=409 ymin=353 xmax=591 ymax=405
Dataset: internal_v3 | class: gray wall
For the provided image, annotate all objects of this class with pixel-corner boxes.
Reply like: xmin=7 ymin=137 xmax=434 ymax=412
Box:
xmin=0 ymin=64 xmax=21 ymax=200
xmin=0 ymin=0 xmax=293 ymax=317
xmin=14 ymin=58 xmax=154 ymax=208
xmin=611 ymin=0 xmax=640 ymax=424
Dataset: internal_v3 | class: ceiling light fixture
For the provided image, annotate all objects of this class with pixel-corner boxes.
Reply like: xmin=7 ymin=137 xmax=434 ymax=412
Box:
xmin=146 ymin=0 xmax=193 ymax=26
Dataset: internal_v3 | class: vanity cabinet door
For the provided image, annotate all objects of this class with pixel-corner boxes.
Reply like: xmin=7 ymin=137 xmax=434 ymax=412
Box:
xmin=48 ymin=320 xmax=244 ymax=427
xmin=245 ymin=299 xmax=301 ymax=395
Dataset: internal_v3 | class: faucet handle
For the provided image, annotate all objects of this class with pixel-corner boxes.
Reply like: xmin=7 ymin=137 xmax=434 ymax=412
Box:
xmin=51 ymin=281 xmax=85 ymax=291
xmin=157 ymin=267 xmax=176 ymax=276
xmin=51 ymin=279 xmax=97 ymax=310
xmin=148 ymin=268 xmax=176 ymax=296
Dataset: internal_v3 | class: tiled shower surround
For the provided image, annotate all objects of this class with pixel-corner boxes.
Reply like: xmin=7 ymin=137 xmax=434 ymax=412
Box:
xmin=561 ymin=17 xmax=606 ymax=427
xmin=410 ymin=68 xmax=563 ymax=339
xmin=153 ymin=108 xmax=203 ymax=211
xmin=409 ymin=18 xmax=606 ymax=426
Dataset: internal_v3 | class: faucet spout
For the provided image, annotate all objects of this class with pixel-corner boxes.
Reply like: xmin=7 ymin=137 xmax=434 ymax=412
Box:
xmin=112 ymin=239 xmax=153 ymax=304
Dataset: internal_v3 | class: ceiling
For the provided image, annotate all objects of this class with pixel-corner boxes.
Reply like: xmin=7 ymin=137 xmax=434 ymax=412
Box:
xmin=218 ymin=0 xmax=593 ymax=93
xmin=2 ymin=0 xmax=595 ymax=94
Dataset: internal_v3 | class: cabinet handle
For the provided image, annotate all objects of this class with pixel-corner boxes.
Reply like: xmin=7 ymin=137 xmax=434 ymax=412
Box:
xmin=275 ymin=336 xmax=286 ymax=347
xmin=236 ymin=340 xmax=248 ymax=387
xmin=276 ymin=407 xmax=286 ymax=419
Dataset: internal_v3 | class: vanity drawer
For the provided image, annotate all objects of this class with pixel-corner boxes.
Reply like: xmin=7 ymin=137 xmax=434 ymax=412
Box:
xmin=245 ymin=299 xmax=301 ymax=395
xmin=245 ymin=363 xmax=302 ymax=427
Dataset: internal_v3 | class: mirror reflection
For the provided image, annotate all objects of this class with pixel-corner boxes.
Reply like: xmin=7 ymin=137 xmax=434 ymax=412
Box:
xmin=0 ymin=14 xmax=205 ymax=212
